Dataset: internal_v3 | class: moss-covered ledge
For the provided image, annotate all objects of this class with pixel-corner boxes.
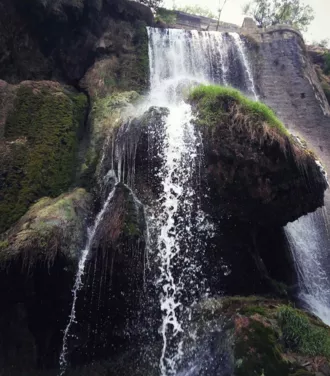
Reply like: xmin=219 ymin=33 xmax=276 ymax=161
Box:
xmin=0 ymin=188 xmax=92 ymax=268
xmin=193 ymin=297 xmax=330 ymax=376
xmin=188 ymin=85 xmax=328 ymax=227
xmin=0 ymin=80 xmax=88 ymax=233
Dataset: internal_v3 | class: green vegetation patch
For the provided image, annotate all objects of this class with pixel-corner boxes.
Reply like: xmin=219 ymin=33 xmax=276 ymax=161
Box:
xmin=189 ymin=85 xmax=289 ymax=136
xmin=0 ymin=85 xmax=87 ymax=233
xmin=324 ymin=52 xmax=330 ymax=75
xmin=235 ymin=319 xmax=290 ymax=376
xmin=278 ymin=306 xmax=330 ymax=358
xmin=155 ymin=8 xmax=177 ymax=25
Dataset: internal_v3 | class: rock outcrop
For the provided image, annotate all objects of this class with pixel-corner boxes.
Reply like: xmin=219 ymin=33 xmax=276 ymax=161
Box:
xmin=191 ymin=297 xmax=330 ymax=376
xmin=0 ymin=0 xmax=153 ymax=85
xmin=189 ymin=85 xmax=327 ymax=227
xmin=0 ymin=188 xmax=92 ymax=268
xmin=0 ymin=80 xmax=88 ymax=233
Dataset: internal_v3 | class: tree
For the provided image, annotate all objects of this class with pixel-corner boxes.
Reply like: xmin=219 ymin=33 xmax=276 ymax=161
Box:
xmin=243 ymin=0 xmax=314 ymax=32
xmin=173 ymin=4 xmax=217 ymax=19
xmin=216 ymin=0 xmax=230 ymax=30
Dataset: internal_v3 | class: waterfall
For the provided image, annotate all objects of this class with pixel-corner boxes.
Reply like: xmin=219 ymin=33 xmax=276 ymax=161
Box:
xmin=285 ymin=208 xmax=330 ymax=325
xmin=58 ymin=27 xmax=258 ymax=376
xmin=147 ymin=27 xmax=258 ymax=375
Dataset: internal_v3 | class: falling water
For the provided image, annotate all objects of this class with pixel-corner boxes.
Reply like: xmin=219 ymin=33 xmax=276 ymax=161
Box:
xmin=58 ymin=27 xmax=258 ymax=376
xmin=147 ymin=27 xmax=258 ymax=375
xmin=285 ymin=207 xmax=330 ymax=325
xmin=230 ymin=32 xmax=258 ymax=100
xmin=59 ymin=183 xmax=117 ymax=375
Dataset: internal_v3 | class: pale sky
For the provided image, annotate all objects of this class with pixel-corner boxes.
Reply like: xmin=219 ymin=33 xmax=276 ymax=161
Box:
xmin=164 ymin=0 xmax=330 ymax=44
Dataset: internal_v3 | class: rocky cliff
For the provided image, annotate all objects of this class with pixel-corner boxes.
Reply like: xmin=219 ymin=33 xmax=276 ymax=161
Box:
xmin=0 ymin=3 xmax=330 ymax=376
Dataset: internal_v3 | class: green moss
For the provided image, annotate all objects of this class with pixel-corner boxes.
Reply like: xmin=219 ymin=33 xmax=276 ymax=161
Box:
xmin=132 ymin=21 xmax=150 ymax=93
xmin=324 ymin=52 xmax=330 ymax=75
xmin=289 ymin=371 xmax=314 ymax=376
xmin=0 ymin=240 xmax=9 ymax=251
xmin=189 ymin=85 xmax=290 ymax=136
xmin=322 ymin=82 xmax=330 ymax=105
xmin=0 ymin=85 xmax=87 ymax=233
xmin=278 ymin=305 xmax=330 ymax=358
xmin=240 ymin=305 xmax=267 ymax=316
xmin=79 ymin=91 xmax=139 ymax=188
xmin=235 ymin=320 xmax=290 ymax=376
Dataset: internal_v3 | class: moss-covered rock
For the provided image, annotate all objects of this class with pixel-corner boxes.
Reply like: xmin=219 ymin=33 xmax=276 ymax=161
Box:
xmin=0 ymin=188 xmax=92 ymax=267
xmin=80 ymin=19 xmax=149 ymax=100
xmin=79 ymin=91 xmax=141 ymax=189
xmin=0 ymin=80 xmax=88 ymax=233
xmin=193 ymin=297 xmax=330 ymax=376
xmin=189 ymin=85 xmax=327 ymax=227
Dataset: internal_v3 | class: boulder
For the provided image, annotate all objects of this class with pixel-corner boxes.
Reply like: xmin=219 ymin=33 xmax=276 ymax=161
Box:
xmin=0 ymin=188 xmax=92 ymax=268
xmin=0 ymin=80 xmax=88 ymax=233
xmin=189 ymin=85 xmax=328 ymax=227
xmin=190 ymin=297 xmax=330 ymax=376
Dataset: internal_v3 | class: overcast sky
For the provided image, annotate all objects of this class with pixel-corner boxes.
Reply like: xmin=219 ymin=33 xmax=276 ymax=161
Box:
xmin=163 ymin=0 xmax=330 ymax=44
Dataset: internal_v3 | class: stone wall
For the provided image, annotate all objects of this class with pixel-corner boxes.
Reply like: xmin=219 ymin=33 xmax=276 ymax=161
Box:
xmin=251 ymin=25 xmax=330 ymax=176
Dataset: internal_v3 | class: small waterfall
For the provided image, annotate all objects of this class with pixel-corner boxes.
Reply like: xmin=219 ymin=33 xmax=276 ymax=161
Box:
xmin=59 ymin=183 xmax=117 ymax=375
xmin=147 ymin=27 xmax=258 ymax=375
xmin=147 ymin=28 xmax=258 ymax=101
xmin=285 ymin=208 xmax=330 ymax=325
xmin=230 ymin=33 xmax=258 ymax=100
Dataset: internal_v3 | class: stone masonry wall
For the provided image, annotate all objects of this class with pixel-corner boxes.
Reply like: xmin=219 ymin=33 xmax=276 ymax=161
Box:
xmin=253 ymin=29 xmax=330 ymax=174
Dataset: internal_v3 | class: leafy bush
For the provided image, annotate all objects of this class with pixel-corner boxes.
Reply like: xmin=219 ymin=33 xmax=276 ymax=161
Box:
xmin=278 ymin=306 xmax=330 ymax=358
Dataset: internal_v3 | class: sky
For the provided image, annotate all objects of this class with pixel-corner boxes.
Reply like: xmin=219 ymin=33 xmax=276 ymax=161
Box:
xmin=163 ymin=0 xmax=330 ymax=44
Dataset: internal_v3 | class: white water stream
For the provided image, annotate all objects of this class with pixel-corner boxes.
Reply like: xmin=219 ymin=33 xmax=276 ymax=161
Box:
xmin=147 ymin=27 xmax=257 ymax=375
xmin=59 ymin=184 xmax=117 ymax=375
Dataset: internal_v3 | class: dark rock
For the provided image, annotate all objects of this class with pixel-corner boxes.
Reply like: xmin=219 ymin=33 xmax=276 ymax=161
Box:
xmin=67 ymin=183 xmax=148 ymax=367
xmin=0 ymin=0 xmax=152 ymax=85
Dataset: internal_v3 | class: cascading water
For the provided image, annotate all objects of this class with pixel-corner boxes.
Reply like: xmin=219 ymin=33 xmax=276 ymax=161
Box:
xmin=58 ymin=26 xmax=258 ymax=376
xmin=146 ymin=27 xmax=258 ymax=375
xmin=285 ymin=207 xmax=330 ymax=325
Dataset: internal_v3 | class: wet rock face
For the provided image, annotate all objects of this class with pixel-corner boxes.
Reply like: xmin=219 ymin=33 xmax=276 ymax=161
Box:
xmin=67 ymin=183 xmax=148 ymax=366
xmin=0 ymin=0 xmax=152 ymax=85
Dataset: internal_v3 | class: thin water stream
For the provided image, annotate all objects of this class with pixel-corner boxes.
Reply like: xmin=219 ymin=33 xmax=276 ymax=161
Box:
xmin=59 ymin=185 xmax=117 ymax=375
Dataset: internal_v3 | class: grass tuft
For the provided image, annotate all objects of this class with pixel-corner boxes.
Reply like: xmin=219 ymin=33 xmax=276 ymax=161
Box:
xmin=189 ymin=84 xmax=289 ymax=136
xmin=278 ymin=305 xmax=330 ymax=358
